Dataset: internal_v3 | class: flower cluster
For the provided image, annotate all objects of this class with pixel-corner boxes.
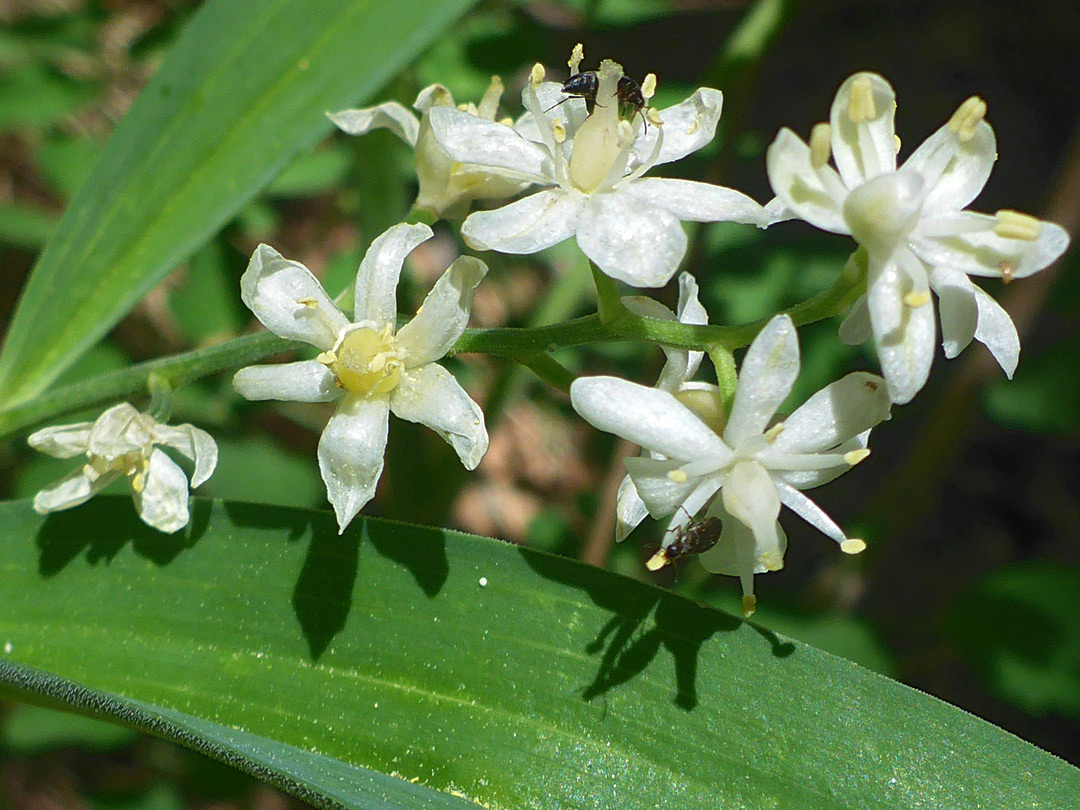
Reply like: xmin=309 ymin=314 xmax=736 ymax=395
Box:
xmin=29 ymin=51 xmax=1069 ymax=612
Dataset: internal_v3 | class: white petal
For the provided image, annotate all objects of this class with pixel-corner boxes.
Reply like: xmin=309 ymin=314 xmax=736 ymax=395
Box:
xmin=838 ymin=293 xmax=872 ymax=345
xmin=390 ymin=364 xmax=488 ymax=470
xmin=571 ymin=376 xmax=732 ymax=464
xmin=151 ymin=423 xmax=219 ymax=489
xmin=621 ymin=294 xmax=690 ymax=392
xmin=233 ymin=360 xmax=340 ymax=403
xmin=697 ymin=510 xmax=757 ymax=586
xmin=520 ymin=81 xmax=588 ymax=137
xmin=622 ymin=177 xmax=766 ymax=226
xmin=972 ymin=284 xmax=1020 ymax=378
xmin=576 ymin=191 xmax=686 ymax=288
xmin=773 ymin=372 xmax=891 ymax=454
xmin=903 ymin=120 xmax=995 ymax=217
xmin=720 ymin=461 xmax=785 ymax=578
xmin=396 ymin=256 xmax=487 ymax=367
xmin=912 ymin=212 xmax=1070 ymax=280
xmin=354 ymin=223 xmax=432 ymax=328
xmin=776 ymin=433 xmax=869 ymax=490
xmin=677 ymin=271 xmax=708 ymax=380
xmin=134 ymin=449 xmax=191 ymax=533
xmin=775 ymin=481 xmax=848 ymax=545
xmin=428 ymin=106 xmax=553 ymax=182
xmin=33 ymin=467 xmax=109 ymax=513
xmin=868 ymin=250 xmax=936 ymax=404
xmin=724 ymin=315 xmax=799 ymax=448
xmin=318 ymin=394 xmax=390 ymax=533
xmin=88 ymin=403 xmax=154 ymax=461
xmin=28 ymin=421 xmax=93 ymax=458
xmin=462 ymin=188 xmax=585 ymax=255
xmin=241 ymin=244 xmax=348 ymax=350
xmin=927 ymin=265 xmax=978 ymax=359
xmin=615 ymin=474 xmax=648 ymax=542
xmin=829 ymin=72 xmax=898 ymax=186
xmin=327 ymin=102 xmax=419 ymax=147
xmin=632 ymin=88 xmax=724 ymax=167
xmin=765 ymin=128 xmax=849 ymax=234
xmin=625 ymin=457 xmax=711 ymax=519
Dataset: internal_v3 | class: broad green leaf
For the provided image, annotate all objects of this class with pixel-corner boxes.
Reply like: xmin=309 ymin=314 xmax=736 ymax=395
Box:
xmin=1 ymin=498 xmax=1077 ymax=809
xmin=0 ymin=0 xmax=476 ymax=411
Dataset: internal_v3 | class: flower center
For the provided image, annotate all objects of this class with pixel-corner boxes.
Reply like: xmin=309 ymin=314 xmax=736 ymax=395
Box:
xmin=567 ymin=60 xmax=625 ymax=192
xmin=330 ymin=325 xmax=404 ymax=396
xmin=842 ymin=170 xmax=924 ymax=254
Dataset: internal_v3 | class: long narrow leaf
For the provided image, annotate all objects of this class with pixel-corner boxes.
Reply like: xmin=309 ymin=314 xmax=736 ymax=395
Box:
xmin=0 ymin=0 xmax=474 ymax=410
xmin=1 ymin=498 xmax=1077 ymax=809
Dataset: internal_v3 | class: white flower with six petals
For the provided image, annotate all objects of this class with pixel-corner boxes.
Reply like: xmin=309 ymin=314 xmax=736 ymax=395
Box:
xmin=428 ymin=55 xmax=768 ymax=288
xmin=767 ymin=72 xmax=1070 ymax=403
xmin=29 ymin=402 xmax=218 ymax=533
xmin=571 ymin=315 xmax=891 ymax=615
xmin=233 ymin=224 xmax=489 ymax=532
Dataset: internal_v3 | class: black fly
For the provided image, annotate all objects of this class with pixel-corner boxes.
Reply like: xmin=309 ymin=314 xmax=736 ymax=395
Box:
xmin=645 ymin=506 xmax=723 ymax=571
xmin=547 ymin=71 xmax=649 ymax=129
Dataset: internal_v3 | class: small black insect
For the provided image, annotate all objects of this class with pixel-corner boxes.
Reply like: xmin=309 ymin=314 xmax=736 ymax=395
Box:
xmin=646 ymin=506 xmax=723 ymax=571
xmin=548 ymin=71 xmax=648 ymax=127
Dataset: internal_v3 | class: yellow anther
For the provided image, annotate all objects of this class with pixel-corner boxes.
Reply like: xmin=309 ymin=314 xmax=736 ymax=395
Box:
xmin=946 ymin=96 xmax=987 ymax=143
xmin=741 ymin=594 xmax=757 ymax=618
xmin=847 ymin=75 xmax=877 ymax=123
xmin=641 ymin=73 xmax=657 ymax=100
xmin=457 ymin=102 xmax=470 ymax=112
xmin=131 ymin=471 xmax=145 ymax=493
xmin=999 ymin=260 xmax=1016 ymax=284
xmin=568 ymin=43 xmax=584 ymax=74
xmin=498 ymin=116 xmax=514 ymax=127
xmin=844 ymin=448 xmax=871 ymax=465
xmin=530 ymin=62 xmax=546 ymax=85
xmin=809 ymin=123 xmax=832 ymax=169
xmin=894 ymin=134 xmax=902 ymax=154
xmin=667 ymin=469 xmax=689 ymax=484
xmin=645 ymin=548 xmax=670 ymax=571
xmin=904 ymin=291 xmax=931 ymax=308
xmin=296 ymin=297 xmax=318 ymax=308
xmin=764 ymin=422 xmax=785 ymax=443
xmin=617 ymin=119 xmax=634 ymax=145
xmin=841 ymin=538 xmax=867 ymax=555
xmin=646 ymin=107 xmax=662 ymax=126
xmin=994 ymin=209 xmax=1042 ymax=241
xmin=760 ymin=550 xmax=784 ymax=571
xmin=316 ymin=350 xmax=336 ymax=366
xmin=552 ymin=122 xmax=567 ymax=143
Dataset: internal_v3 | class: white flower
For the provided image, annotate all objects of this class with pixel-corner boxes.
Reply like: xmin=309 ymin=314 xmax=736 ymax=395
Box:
xmin=329 ymin=77 xmax=530 ymax=218
xmin=233 ymin=223 xmax=488 ymax=533
xmin=28 ymin=403 xmax=217 ymax=533
xmin=767 ymin=72 xmax=1070 ymax=404
xmin=615 ymin=271 xmax=709 ymax=541
xmin=571 ymin=315 xmax=891 ymax=615
xmin=428 ymin=55 xmax=768 ymax=288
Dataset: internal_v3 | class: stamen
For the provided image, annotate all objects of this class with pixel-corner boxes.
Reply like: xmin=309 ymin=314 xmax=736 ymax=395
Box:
xmin=844 ymin=448 xmax=871 ymax=465
xmin=894 ymin=134 xmax=902 ymax=154
xmin=667 ymin=469 xmax=689 ymax=484
xmin=841 ymin=538 xmax=867 ymax=554
xmin=457 ymin=102 xmax=470 ymax=112
xmin=568 ymin=43 xmax=584 ymax=75
xmin=741 ymin=594 xmax=757 ymax=618
xmin=946 ymin=96 xmax=987 ymax=143
xmin=760 ymin=550 xmax=784 ymax=571
xmin=477 ymin=75 xmax=503 ymax=120
xmin=530 ymin=62 xmax=545 ymax=86
xmin=498 ymin=116 xmax=514 ymax=127
xmin=847 ymin=75 xmax=877 ymax=123
xmin=552 ymin=122 xmax=567 ymax=143
xmin=809 ymin=123 xmax=832 ymax=169
xmin=316 ymin=350 xmax=335 ymax=366
xmin=646 ymin=107 xmax=662 ymax=126
xmin=296 ymin=297 xmax=318 ymax=308
xmin=994 ymin=209 xmax=1042 ymax=241
xmin=641 ymin=73 xmax=657 ymax=101
xmin=904 ymin=291 xmax=931 ymax=307
xmin=764 ymin=422 xmax=785 ymax=443
xmin=999 ymin=259 xmax=1016 ymax=284
xmin=645 ymin=548 xmax=670 ymax=571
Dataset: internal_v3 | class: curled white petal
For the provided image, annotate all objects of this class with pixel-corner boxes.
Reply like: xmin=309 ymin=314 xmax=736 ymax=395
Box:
xmin=765 ymin=128 xmax=849 ymax=234
xmin=623 ymin=177 xmax=767 ymax=226
xmin=615 ymin=474 xmax=649 ymax=542
xmin=33 ymin=467 xmax=110 ymax=514
xmin=327 ymin=102 xmax=419 ymax=147
xmin=904 ymin=120 xmax=995 ymax=217
xmin=390 ymin=364 xmax=488 ymax=470
xmin=868 ymin=251 xmax=936 ymax=404
xmin=241 ymin=245 xmax=348 ymax=350
xmin=632 ymin=88 xmax=723 ymax=167
xmin=625 ymin=457 xmax=712 ymax=519
xmin=233 ymin=360 xmax=340 ymax=403
xmin=151 ymin=423 xmax=219 ymax=489
xmin=462 ymin=189 xmax=585 ymax=255
xmin=773 ymin=372 xmax=890 ymax=455
xmin=396 ymin=257 xmax=487 ymax=367
xmin=88 ymin=403 xmax=153 ymax=461
xmin=134 ymin=449 xmax=191 ymax=534
xmin=318 ymin=394 xmax=390 ymax=534
xmin=838 ymin=293 xmax=872 ymax=345
xmin=354 ymin=223 xmax=433 ymax=328
xmin=928 ymin=265 xmax=978 ymax=359
xmin=428 ymin=106 xmax=553 ymax=183
xmin=27 ymin=422 xmax=93 ymax=458
xmin=576 ymin=191 xmax=686 ymax=288
xmin=972 ymin=283 xmax=1020 ymax=378
xmin=724 ymin=315 xmax=800 ymax=448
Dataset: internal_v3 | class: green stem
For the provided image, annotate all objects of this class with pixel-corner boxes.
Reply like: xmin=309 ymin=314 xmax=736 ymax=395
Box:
xmin=517 ymin=353 xmax=575 ymax=394
xmin=707 ymin=346 xmax=738 ymax=416
xmin=590 ymin=264 xmax=628 ymax=325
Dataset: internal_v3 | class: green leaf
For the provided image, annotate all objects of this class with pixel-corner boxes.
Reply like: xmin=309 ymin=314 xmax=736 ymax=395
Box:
xmin=2 ymin=703 xmax=138 ymax=753
xmin=0 ymin=0 xmax=476 ymax=411
xmin=1 ymin=498 xmax=1077 ymax=809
